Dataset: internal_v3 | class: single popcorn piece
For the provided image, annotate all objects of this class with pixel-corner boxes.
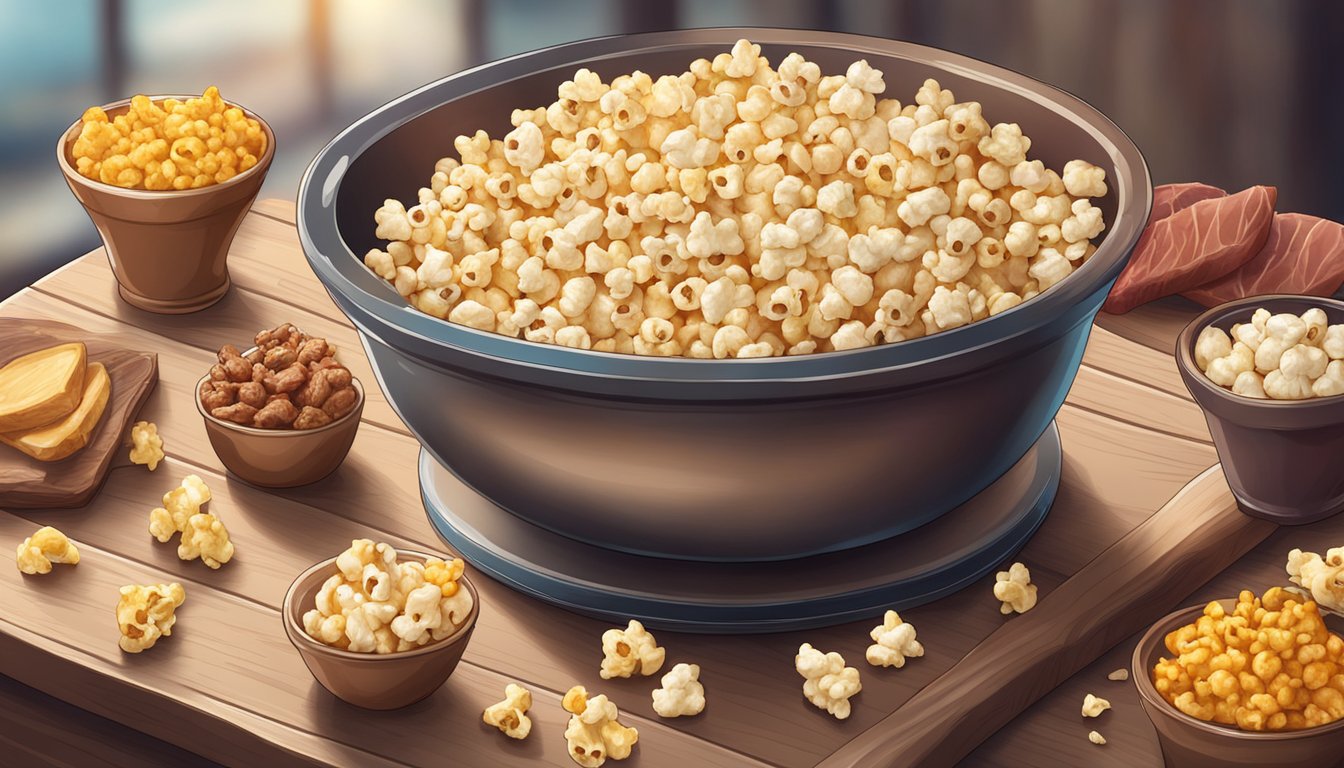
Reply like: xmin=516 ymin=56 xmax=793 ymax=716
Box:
xmin=116 ymin=582 xmax=185 ymax=653
xmin=15 ymin=526 xmax=80 ymax=575
xmin=994 ymin=562 xmax=1038 ymax=615
xmin=128 ymin=420 xmax=164 ymax=471
xmin=483 ymin=683 xmax=533 ymax=740
xmin=1286 ymin=547 xmax=1344 ymax=615
xmin=176 ymin=512 xmax=235 ymax=569
xmin=651 ymin=662 xmax=706 ymax=718
xmin=562 ymin=685 xmax=639 ymax=767
xmin=796 ymin=643 xmax=862 ymax=720
xmin=1107 ymin=668 xmax=1130 ymax=682
xmin=363 ymin=39 xmax=1108 ymax=359
xmin=599 ymin=619 xmax=666 ymax=679
xmin=865 ymin=610 xmax=925 ymax=668
xmin=149 ymin=474 xmax=211 ymax=543
xmin=1082 ymin=693 xmax=1112 ymax=718
xmin=1088 ymin=730 xmax=1107 ymax=746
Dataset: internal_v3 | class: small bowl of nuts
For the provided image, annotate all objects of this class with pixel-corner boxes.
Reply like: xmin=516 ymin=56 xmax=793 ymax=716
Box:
xmin=1177 ymin=295 xmax=1344 ymax=524
xmin=282 ymin=540 xmax=479 ymax=710
xmin=196 ymin=324 xmax=363 ymax=487
xmin=1132 ymin=589 xmax=1344 ymax=768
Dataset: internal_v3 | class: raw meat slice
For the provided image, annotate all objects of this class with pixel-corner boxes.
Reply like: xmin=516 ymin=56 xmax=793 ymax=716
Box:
xmin=1184 ymin=213 xmax=1344 ymax=306
xmin=1103 ymin=185 xmax=1277 ymax=314
xmin=1150 ymin=182 xmax=1226 ymax=223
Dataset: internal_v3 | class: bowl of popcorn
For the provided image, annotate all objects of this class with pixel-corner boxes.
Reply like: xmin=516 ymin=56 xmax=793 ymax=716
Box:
xmin=57 ymin=87 xmax=274 ymax=314
xmin=297 ymin=29 xmax=1151 ymax=560
xmin=1177 ymin=295 xmax=1344 ymax=524
xmin=195 ymin=324 xmax=363 ymax=487
xmin=1132 ymin=588 xmax=1344 ymax=768
xmin=282 ymin=539 xmax=478 ymax=710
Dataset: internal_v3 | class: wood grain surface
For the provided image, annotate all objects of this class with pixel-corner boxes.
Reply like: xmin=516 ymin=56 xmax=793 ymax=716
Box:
xmin=0 ymin=199 xmax=1285 ymax=768
xmin=0 ymin=319 xmax=158 ymax=509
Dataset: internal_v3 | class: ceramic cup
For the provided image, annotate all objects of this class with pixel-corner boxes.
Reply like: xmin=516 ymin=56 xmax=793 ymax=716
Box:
xmin=57 ymin=95 xmax=275 ymax=314
xmin=283 ymin=551 xmax=479 ymax=710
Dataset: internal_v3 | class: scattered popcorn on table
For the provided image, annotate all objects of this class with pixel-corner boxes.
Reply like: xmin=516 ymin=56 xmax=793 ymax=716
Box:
xmin=15 ymin=526 xmax=80 ymax=575
xmin=149 ymin=474 xmax=211 ymax=542
xmin=994 ymin=562 xmax=1037 ymax=614
xmin=1087 ymin=730 xmax=1106 ymax=746
xmin=1152 ymin=588 xmax=1344 ymax=731
xmin=561 ymin=685 xmax=639 ymax=767
xmin=177 ymin=512 xmax=235 ymax=569
xmin=116 ymin=582 xmax=185 ymax=653
xmin=302 ymin=540 xmax=473 ymax=654
xmin=599 ymin=619 xmax=666 ymax=679
xmin=1081 ymin=693 xmax=1111 ymax=718
xmin=128 ymin=420 xmax=164 ymax=471
xmin=72 ymin=87 xmax=266 ymax=190
xmin=363 ymin=39 xmax=1109 ymax=358
xmin=483 ymin=683 xmax=533 ymax=740
xmin=1196 ymin=307 xmax=1344 ymax=399
xmin=865 ymin=609 xmax=924 ymax=668
xmin=1107 ymin=668 xmax=1130 ymax=682
xmin=1286 ymin=547 xmax=1344 ymax=615
xmin=651 ymin=662 xmax=705 ymax=718
xmin=796 ymin=643 xmax=862 ymax=720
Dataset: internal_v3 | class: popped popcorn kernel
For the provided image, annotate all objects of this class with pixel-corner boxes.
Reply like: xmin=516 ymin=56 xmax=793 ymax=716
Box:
xmin=128 ymin=420 xmax=164 ymax=471
xmin=15 ymin=526 xmax=80 ymax=575
xmin=116 ymin=582 xmax=185 ymax=653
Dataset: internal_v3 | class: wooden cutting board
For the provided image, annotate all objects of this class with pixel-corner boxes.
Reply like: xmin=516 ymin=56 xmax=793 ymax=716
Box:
xmin=0 ymin=319 xmax=158 ymax=508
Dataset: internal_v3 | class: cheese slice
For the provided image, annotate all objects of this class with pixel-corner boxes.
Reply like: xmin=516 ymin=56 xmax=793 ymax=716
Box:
xmin=0 ymin=363 xmax=110 ymax=462
xmin=0 ymin=342 xmax=87 ymax=432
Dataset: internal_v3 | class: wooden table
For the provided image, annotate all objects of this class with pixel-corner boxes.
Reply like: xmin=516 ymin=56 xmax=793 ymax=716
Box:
xmin=0 ymin=199 xmax=1334 ymax=767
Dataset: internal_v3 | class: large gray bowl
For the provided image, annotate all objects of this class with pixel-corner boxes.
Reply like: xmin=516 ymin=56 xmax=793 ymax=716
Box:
xmin=297 ymin=28 xmax=1151 ymax=561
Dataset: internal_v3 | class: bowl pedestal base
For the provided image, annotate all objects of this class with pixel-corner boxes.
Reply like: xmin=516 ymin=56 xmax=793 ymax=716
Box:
xmin=420 ymin=423 xmax=1060 ymax=633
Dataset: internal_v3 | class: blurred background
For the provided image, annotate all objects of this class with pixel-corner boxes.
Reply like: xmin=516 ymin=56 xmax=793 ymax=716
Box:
xmin=1 ymin=0 xmax=1340 ymax=299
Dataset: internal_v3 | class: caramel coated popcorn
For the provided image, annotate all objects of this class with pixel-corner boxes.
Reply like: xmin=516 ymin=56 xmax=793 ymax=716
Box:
xmin=1152 ymin=588 xmax=1344 ymax=731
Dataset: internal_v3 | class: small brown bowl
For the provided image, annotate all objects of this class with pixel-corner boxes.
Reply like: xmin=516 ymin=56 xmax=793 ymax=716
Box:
xmin=1177 ymin=295 xmax=1344 ymax=525
xmin=1133 ymin=600 xmax=1344 ymax=768
xmin=57 ymin=94 xmax=275 ymax=314
xmin=196 ymin=373 xmax=363 ymax=488
xmin=283 ymin=550 xmax=479 ymax=710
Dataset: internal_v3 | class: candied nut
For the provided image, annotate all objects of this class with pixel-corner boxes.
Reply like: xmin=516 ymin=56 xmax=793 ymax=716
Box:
xmin=199 ymin=381 xmax=235 ymax=411
xmin=251 ymin=363 xmax=267 ymax=383
xmin=294 ymin=406 xmax=333 ymax=430
xmin=265 ymin=363 xmax=309 ymax=394
xmin=323 ymin=386 xmax=359 ymax=420
xmin=266 ymin=392 xmax=291 ymax=404
xmin=211 ymin=402 xmax=258 ymax=424
xmin=244 ymin=347 xmax=264 ymax=365
xmin=218 ymin=345 xmax=252 ymax=382
xmin=209 ymin=363 xmax=228 ymax=381
xmin=237 ymin=381 xmax=267 ymax=409
xmin=309 ymin=356 xmax=341 ymax=374
xmin=297 ymin=337 xmax=330 ymax=365
xmin=263 ymin=346 xmax=298 ymax=371
xmin=322 ymin=366 xmax=352 ymax=391
xmin=294 ymin=369 xmax=333 ymax=408
xmin=253 ymin=398 xmax=299 ymax=429
xmin=254 ymin=323 xmax=297 ymax=350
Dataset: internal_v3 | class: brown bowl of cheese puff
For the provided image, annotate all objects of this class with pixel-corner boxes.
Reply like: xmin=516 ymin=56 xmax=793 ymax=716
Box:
xmin=282 ymin=541 xmax=479 ymax=710
xmin=57 ymin=88 xmax=274 ymax=314
xmin=196 ymin=323 xmax=363 ymax=488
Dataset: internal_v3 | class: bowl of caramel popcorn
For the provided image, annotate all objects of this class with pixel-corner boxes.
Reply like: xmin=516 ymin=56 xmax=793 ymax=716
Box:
xmin=195 ymin=323 xmax=363 ymax=488
xmin=57 ymin=87 xmax=274 ymax=314
xmin=1133 ymin=588 xmax=1344 ymax=768
xmin=282 ymin=540 xmax=478 ymax=710
xmin=297 ymin=29 xmax=1151 ymax=560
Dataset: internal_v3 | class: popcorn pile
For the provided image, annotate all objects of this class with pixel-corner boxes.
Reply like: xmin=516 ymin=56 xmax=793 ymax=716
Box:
xmin=1195 ymin=307 xmax=1344 ymax=399
xmin=72 ymin=87 xmax=266 ymax=190
xmin=1152 ymin=587 xmax=1344 ymax=731
xmin=365 ymin=39 xmax=1108 ymax=358
xmin=148 ymin=474 xmax=235 ymax=570
xmin=301 ymin=539 xmax=473 ymax=654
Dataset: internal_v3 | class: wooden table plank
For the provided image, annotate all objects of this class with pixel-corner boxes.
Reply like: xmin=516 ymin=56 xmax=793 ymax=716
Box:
xmin=2 ymin=202 xmax=1256 ymax=768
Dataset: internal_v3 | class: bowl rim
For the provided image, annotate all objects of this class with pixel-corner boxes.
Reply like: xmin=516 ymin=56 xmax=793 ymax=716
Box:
xmin=56 ymin=93 xmax=276 ymax=198
xmin=1176 ymin=294 xmax=1344 ymax=410
xmin=1131 ymin=599 xmax=1344 ymax=741
xmin=195 ymin=371 xmax=364 ymax=436
xmin=282 ymin=550 xmax=479 ymax=661
xmin=296 ymin=26 xmax=1152 ymax=389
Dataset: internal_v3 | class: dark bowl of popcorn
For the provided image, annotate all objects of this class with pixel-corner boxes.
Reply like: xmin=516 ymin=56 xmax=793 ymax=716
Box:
xmin=196 ymin=324 xmax=363 ymax=487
